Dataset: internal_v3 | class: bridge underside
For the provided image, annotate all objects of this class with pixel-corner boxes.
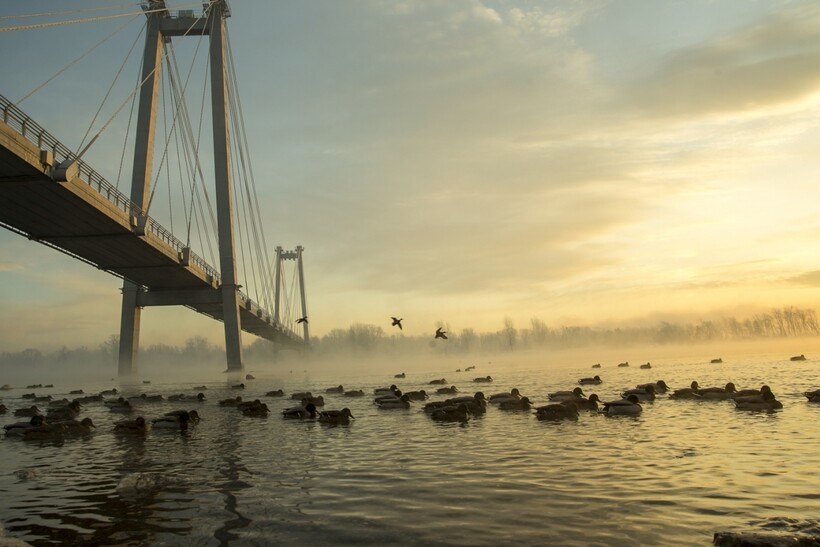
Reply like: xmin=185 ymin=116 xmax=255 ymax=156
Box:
xmin=0 ymin=118 xmax=301 ymax=346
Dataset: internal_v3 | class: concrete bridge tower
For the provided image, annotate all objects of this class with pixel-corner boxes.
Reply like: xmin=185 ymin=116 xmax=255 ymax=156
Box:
xmin=118 ymin=0 xmax=243 ymax=375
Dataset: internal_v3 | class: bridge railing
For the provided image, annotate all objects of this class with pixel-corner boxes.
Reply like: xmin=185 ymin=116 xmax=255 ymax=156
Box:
xmin=0 ymin=93 xmax=222 ymax=286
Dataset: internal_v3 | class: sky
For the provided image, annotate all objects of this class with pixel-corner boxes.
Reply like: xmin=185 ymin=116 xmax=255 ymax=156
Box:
xmin=2 ymin=0 xmax=820 ymax=352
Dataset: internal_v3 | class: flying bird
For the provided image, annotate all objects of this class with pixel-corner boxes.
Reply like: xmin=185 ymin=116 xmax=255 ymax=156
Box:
xmin=435 ymin=327 xmax=448 ymax=340
xmin=391 ymin=317 xmax=403 ymax=330
xmin=296 ymin=316 xmax=308 ymax=324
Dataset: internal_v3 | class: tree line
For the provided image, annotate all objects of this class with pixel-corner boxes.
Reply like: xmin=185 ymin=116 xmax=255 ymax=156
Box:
xmin=1 ymin=306 xmax=817 ymax=367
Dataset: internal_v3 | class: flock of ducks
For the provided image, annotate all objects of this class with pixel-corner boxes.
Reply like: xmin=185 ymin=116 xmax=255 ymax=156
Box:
xmin=2 ymin=358 xmax=818 ymax=437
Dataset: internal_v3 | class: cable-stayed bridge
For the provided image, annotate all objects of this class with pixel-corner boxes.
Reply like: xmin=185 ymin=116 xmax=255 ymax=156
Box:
xmin=0 ymin=1 xmax=309 ymax=374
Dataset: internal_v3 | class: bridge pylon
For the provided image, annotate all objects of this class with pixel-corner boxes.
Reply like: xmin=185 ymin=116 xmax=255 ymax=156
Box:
xmin=274 ymin=246 xmax=310 ymax=346
xmin=119 ymin=0 xmax=244 ymax=375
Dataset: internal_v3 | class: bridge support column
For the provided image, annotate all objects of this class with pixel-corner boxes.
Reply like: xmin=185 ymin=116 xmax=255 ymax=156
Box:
xmin=222 ymin=285 xmax=243 ymax=371
xmin=118 ymin=281 xmax=142 ymax=376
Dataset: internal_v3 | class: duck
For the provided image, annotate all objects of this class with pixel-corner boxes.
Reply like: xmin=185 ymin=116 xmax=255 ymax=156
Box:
xmin=34 ymin=395 xmax=52 ymax=403
xmin=69 ymin=389 xmax=84 ymax=395
xmin=534 ymin=401 xmax=579 ymax=421
xmin=231 ymin=383 xmax=245 ymax=390
xmin=428 ymin=378 xmax=447 ymax=385
xmin=430 ymin=403 xmax=470 ymax=422
xmin=710 ymin=358 xmax=723 ymax=364
xmin=343 ymin=389 xmax=365 ymax=397
xmin=391 ymin=317 xmax=403 ymax=330
xmin=473 ymin=376 xmax=493 ymax=383
xmin=47 ymin=398 xmax=71 ymax=408
xmin=301 ymin=395 xmax=325 ymax=407
xmin=377 ymin=394 xmax=412 ymax=409
xmin=488 ymin=388 xmax=522 ymax=403
xmin=790 ymin=354 xmax=807 ymax=361
xmin=374 ymin=391 xmax=403 ymax=404
xmin=436 ymin=385 xmax=459 ymax=395
xmin=548 ymin=387 xmax=585 ymax=402
xmin=695 ymin=382 xmax=737 ymax=400
xmin=5 ymin=415 xmax=46 ymax=436
xmin=318 ymin=408 xmax=355 ymax=425
xmin=238 ymin=400 xmax=270 ymax=417
xmin=573 ymin=393 xmax=601 ymax=411
xmin=498 ymin=396 xmax=533 ymax=411
xmin=114 ymin=416 xmax=149 ymax=434
xmin=617 ymin=362 xmax=629 ymax=367
xmin=394 ymin=372 xmax=406 ymax=378
xmin=621 ymin=384 xmax=656 ymax=402
xmin=636 ymin=380 xmax=669 ymax=394
xmin=373 ymin=385 xmax=398 ymax=395
xmin=167 ymin=394 xmax=187 ymax=402
xmin=266 ymin=389 xmax=285 ymax=397
xmin=46 ymin=401 xmax=81 ymax=421
xmin=423 ymin=400 xmax=452 ymax=413
xmin=282 ymin=402 xmax=317 ymax=419
xmin=53 ymin=417 xmax=96 ymax=436
xmin=578 ymin=375 xmax=602 ymax=386
xmin=193 ymin=385 xmax=208 ymax=391
xmin=446 ymin=392 xmax=486 ymax=405
xmin=731 ymin=385 xmax=772 ymax=401
xmin=291 ymin=391 xmax=313 ymax=400
xmin=21 ymin=393 xmax=36 ymax=399
xmin=403 ymin=390 xmax=429 ymax=401
xmin=100 ymin=388 xmax=118 ymax=396
xmin=0 ymin=384 xmax=11 ymax=390
xmin=152 ymin=411 xmax=193 ymax=430
xmin=22 ymin=422 xmax=64 ymax=440
xmin=640 ymin=362 xmax=652 ymax=369
xmin=669 ymin=381 xmax=700 ymax=400
xmin=108 ymin=399 xmax=134 ymax=413
xmin=325 ymin=385 xmax=344 ymax=394
xmin=592 ymin=363 xmax=601 ymax=368
xmin=601 ymin=394 xmax=642 ymax=416
xmin=14 ymin=405 xmax=43 ymax=417
xmin=245 ymin=374 xmax=255 ymax=380
xmin=0 ymin=404 xmax=7 ymax=414
xmin=734 ymin=391 xmax=783 ymax=411
xmin=804 ymin=389 xmax=820 ymax=402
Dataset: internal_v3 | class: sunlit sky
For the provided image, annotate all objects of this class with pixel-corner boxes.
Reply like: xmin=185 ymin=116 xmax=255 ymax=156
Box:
xmin=2 ymin=0 xmax=820 ymax=352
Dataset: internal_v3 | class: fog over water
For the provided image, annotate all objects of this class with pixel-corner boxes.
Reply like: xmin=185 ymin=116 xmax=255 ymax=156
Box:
xmin=1 ymin=341 xmax=819 ymax=545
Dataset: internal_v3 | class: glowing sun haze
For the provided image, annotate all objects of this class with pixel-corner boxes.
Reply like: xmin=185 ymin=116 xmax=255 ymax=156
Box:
xmin=2 ymin=0 xmax=820 ymax=350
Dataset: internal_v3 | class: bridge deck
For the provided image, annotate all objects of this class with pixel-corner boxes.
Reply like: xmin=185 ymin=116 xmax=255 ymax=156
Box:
xmin=0 ymin=98 xmax=301 ymax=346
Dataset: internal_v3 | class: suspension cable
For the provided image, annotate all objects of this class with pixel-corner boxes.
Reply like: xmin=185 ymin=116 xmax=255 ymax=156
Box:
xmin=15 ymin=13 xmax=141 ymax=105
xmin=0 ymin=7 xmax=169 ymax=33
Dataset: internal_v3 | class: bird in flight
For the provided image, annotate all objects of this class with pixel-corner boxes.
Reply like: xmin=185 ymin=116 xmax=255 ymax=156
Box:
xmin=435 ymin=327 xmax=448 ymax=340
xmin=296 ymin=316 xmax=308 ymax=324
xmin=391 ymin=317 xmax=403 ymax=330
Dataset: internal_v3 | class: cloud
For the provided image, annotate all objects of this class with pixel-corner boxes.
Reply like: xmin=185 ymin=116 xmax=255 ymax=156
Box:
xmin=0 ymin=261 xmax=23 ymax=272
xmin=628 ymin=4 xmax=820 ymax=119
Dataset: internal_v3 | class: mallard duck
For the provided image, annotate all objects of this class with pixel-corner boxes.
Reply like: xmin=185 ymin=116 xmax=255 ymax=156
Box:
xmin=282 ymin=402 xmax=317 ymax=419
xmin=318 ymin=408 xmax=354 ymax=425
xmin=5 ymin=415 xmax=46 ymax=436
xmin=108 ymin=399 xmax=134 ymax=413
xmin=266 ymin=389 xmax=285 ymax=397
xmin=498 ymin=396 xmax=533 ymax=411
xmin=377 ymin=394 xmax=411 ymax=409
xmin=423 ymin=400 xmax=451 ymax=413
xmin=219 ymin=396 xmax=243 ymax=407
xmin=489 ymin=388 xmax=521 ymax=403
xmin=618 ymin=362 xmax=629 ymax=367
xmin=301 ymin=395 xmax=325 ymax=407
xmin=23 ymin=422 xmax=64 ymax=440
xmin=69 ymin=389 xmax=84 ymax=395
xmin=790 ymin=354 xmax=807 ymax=361
xmin=473 ymin=376 xmax=493 ymax=383
xmin=573 ymin=393 xmax=601 ymax=411
xmin=291 ymin=391 xmax=313 ymax=400
xmin=734 ymin=391 xmax=783 ymax=411
xmin=100 ymin=388 xmax=118 ymax=396
xmin=47 ymin=398 xmax=70 ymax=408
xmin=114 ymin=416 xmax=149 ymax=433
xmin=710 ymin=358 xmax=723 ymax=363
xmin=53 ymin=417 xmax=96 ymax=436
xmin=374 ymin=391 xmax=403 ymax=404
xmin=622 ymin=385 xmax=656 ymax=402
xmin=21 ymin=393 xmax=36 ymax=399
xmin=151 ymin=411 xmax=193 ymax=430
xmin=637 ymin=380 xmax=669 ymax=393
xmin=592 ymin=363 xmax=601 ymax=368
xmin=804 ymin=389 xmax=820 ymax=402
xmin=394 ymin=372 xmax=406 ymax=378
xmin=428 ymin=378 xmax=447 ymax=385
xmin=447 ymin=392 xmax=486 ymax=405
xmin=343 ymin=389 xmax=365 ymax=397
xmin=14 ymin=405 xmax=42 ymax=417
xmin=430 ymin=403 xmax=470 ymax=422
xmin=374 ymin=385 xmax=398 ymax=395
xmin=46 ymin=401 xmax=81 ymax=421
xmin=34 ymin=395 xmax=52 ymax=403
xmin=695 ymin=382 xmax=737 ymax=400
xmin=168 ymin=394 xmax=186 ymax=402
xmin=601 ymin=394 xmax=642 ymax=416
xmin=239 ymin=401 xmax=269 ymax=417
xmin=640 ymin=362 xmax=652 ymax=369
xmin=0 ymin=404 xmax=7 ymax=414
xmin=534 ymin=401 xmax=579 ymax=421
xmin=403 ymin=390 xmax=429 ymax=401
xmin=436 ymin=385 xmax=458 ymax=395
xmin=548 ymin=387 xmax=585 ymax=402
xmin=579 ymin=375 xmax=602 ymax=386
xmin=232 ymin=383 xmax=245 ymax=390
xmin=245 ymin=374 xmax=255 ymax=380
xmin=732 ymin=385 xmax=772 ymax=400
xmin=325 ymin=385 xmax=344 ymax=394
xmin=193 ymin=385 xmax=208 ymax=391
xmin=669 ymin=381 xmax=700 ymax=400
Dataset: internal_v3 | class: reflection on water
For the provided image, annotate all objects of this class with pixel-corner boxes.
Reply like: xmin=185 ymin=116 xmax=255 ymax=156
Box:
xmin=0 ymin=353 xmax=819 ymax=545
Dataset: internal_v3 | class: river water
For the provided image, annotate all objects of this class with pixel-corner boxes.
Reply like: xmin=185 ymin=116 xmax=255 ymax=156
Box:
xmin=1 ymin=348 xmax=819 ymax=546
